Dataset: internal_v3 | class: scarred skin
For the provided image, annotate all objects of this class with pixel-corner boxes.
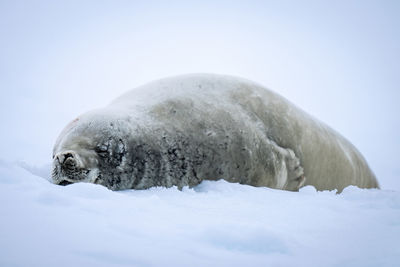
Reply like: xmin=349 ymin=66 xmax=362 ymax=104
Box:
xmin=52 ymin=74 xmax=379 ymax=192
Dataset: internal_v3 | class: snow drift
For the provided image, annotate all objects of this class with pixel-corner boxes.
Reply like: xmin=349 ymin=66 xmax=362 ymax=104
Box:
xmin=0 ymin=161 xmax=399 ymax=267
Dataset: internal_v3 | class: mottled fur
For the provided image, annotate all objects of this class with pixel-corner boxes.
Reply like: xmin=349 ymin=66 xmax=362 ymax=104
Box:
xmin=52 ymin=74 xmax=379 ymax=192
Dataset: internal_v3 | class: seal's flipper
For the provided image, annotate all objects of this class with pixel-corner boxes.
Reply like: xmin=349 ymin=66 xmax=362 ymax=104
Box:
xmin=283 ymin=149 xmax=306 ymax=191
xmin=271 ymin=143 xmax=306 ymax=191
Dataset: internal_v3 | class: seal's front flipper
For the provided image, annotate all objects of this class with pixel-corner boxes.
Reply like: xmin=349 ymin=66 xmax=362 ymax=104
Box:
xmin=283 ymin=149 xmax=306 ymax=191
xmin=272 ymin=143 xmax=306 ymax=191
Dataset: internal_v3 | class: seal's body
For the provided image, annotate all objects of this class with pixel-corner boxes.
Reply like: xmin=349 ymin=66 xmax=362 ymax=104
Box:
xmin=52 ymin=74 xmax=379 ymax=192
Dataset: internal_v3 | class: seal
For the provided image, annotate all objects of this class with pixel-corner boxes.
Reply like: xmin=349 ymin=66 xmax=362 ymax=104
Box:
xmin=52 ymin=74 xmax=379 ymax=192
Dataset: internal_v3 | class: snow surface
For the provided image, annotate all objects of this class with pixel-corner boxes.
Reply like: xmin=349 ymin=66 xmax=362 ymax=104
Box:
xmin=0 ymin=161 xmax=399 ymax=267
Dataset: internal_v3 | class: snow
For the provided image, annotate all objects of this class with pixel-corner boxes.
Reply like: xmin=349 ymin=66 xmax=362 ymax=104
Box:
xmin=0 ymin=161 xmax=399 ymax=267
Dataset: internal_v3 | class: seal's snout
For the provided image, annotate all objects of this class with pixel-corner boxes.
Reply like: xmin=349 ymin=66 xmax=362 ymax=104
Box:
xmin=52 ymin=150 xmax=91 ymax=185
xmin=55 ymin=151 xmax=78 ymax=170
xmin=56 ymin=152 xmax=73 ymax=163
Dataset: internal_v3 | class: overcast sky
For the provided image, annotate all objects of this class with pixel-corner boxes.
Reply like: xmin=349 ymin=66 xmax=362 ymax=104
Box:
xmin=0 ymin=0 xmax=399 ymax=190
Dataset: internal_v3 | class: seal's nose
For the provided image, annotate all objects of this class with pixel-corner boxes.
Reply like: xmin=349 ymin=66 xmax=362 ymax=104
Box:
xmin=56 ymin=152 xmax=76 ymax=169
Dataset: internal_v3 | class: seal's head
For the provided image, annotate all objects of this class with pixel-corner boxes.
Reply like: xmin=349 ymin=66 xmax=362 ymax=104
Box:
xmin=52 ymin=138 xmax=101 ymax=187
xmin=52 ymin=150 xmax=98 ymax=186
xmin=51 ymin=109 xmax=132 ymax=190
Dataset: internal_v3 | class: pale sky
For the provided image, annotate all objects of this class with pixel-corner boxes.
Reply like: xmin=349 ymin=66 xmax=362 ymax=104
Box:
xmin=1 ymin=0 xmax=399 ymax=189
